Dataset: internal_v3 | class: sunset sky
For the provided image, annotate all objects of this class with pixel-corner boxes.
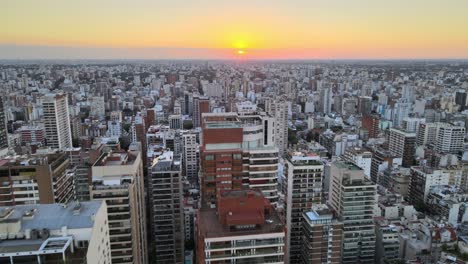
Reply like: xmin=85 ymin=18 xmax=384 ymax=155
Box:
xmin=2 ymin=0 xmax=468 ymax=59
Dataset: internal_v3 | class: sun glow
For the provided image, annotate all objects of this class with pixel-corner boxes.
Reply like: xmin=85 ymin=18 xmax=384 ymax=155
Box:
xmin=237 ymin=50 xmax=245 ymax=55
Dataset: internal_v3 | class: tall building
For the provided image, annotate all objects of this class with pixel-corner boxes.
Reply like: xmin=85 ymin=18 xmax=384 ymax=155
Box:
xmin=357 ymin=96 xmax=372 ymax=115
xmin=169 ymin=114 xmax=183 ymax=129
xmin=149 ymin=151 xmax=184 ymax=263
xmin=182 ymin=133 xmax=199 ymax=183
xmin=196 ymin=189 xmax=285 ymax=264
xmin=283 ymin=151 xmax=323 ymax=263
xmin=193 ymin=95 xmax=210 ymax=128
xmin=392 ymin=98 xmax=412 ymax=128
xmin=370 ymin=147 xmax=402 ymax=184
xmin=200 ymin=113 xmax=243 ymax=206
xmin=90 ymin=147 xmax=147 ymax=264
xmin=455 ymin=89 xmax=467 ymax=111
xmin=388 ymin=128 xmax=416 ymax=167
xmin=0 ymin=201 xmax=111 ymax=264
xmin=328 ymin=161 xmax=377 ymax=264
xmin=408 ymin=166 xmax=450 ymax=207
xmin=265 ymin=99 xmax=288 ymax=155
xmin=301 ymin=204 xmax=343 ymax=264
xmin=0 ymin=97 xmax=8 ymax=155
xmin=361 ymin=114 xmax=380 ymax=139
xmin=200 ymin=112 xmax=279 ymax=206
xmin=0 ymin=153 xmax=75 ymax=206
xmin=435 ymin=123 xmax=465 ymax=154
xmin=42 ymin=93 xmax=73 ymax=150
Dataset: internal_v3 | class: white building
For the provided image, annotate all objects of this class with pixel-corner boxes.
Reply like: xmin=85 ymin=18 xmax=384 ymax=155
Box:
xmin=0 ymin=201 xmax=110 ymax=264
xmin=42 ymin=93 xmax=73 ymax=150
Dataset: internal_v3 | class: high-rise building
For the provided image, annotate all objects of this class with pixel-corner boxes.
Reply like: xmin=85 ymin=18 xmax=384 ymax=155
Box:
xmin=196 ymin=189 xmax=285 ymax=264
xmin=357 ymin=96 xmax=372 ymax=115
xmin=435 ymin=123 xmax=465 ymax=154
xmin=193 ymin=95 xmax=210 ymax=128
xmin=149 ymin=151 xmax=184 ymax=263
xmin=200 ymin=113 xmax=243 ymax=206
xmin=42 ymin=93 xmax=73 ymax=150
xmin=200 ymin=112 xmax=279 ymax=206
xmin=388 ymin=128 xmax=416 ymax=167
xmin=0 ymin=97 xmax=9 ymax=156
xmin=0 ymin=152 xmax=75 ymax=206
xmin=283 ymin=151 xmax=323 ymax=263
xmin=408 ymin=166 xmax=450 ymax=207
xmin=265 ymin=99 xmax=288 ymax=155
xmin=328 ymin=161 xmax=377 ymax=264
xmin=169 ymin=114 xmax=183 ymax=130
xmin=182 ymin=133 xmax=199 ymax=183
xmin=90 ymin=147 xmax=147 ymax=264
xmin=0 ymin=201 xmax=111 ymax=264
xmin=301 ymin=204 xmax=343 ymax=264
xmin=455 ymin=89 xmax=467 ymax=111
xmin=370 ymin=146 xmax=402 ymax=184
xmin=361 ymin=114 xmax=380 ymax=138
xmin=392 ymin=98 xmax=412 ymax=128
xmin=17 ymin=125 xmax=45 ymax=146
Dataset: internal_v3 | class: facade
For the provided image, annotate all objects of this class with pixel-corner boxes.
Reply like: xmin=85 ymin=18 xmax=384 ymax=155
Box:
xmin=301 ymin=204 xmax=343 ymax=264
xmin=370 ymin=146 xmax=401 ymax=184
xmin=283 ymin=151 xmax=324 ymax=263
xmin=375 ymin=218 xmax=400 ymax=264
xmin=197 ymin=190 xmax=285 ymax=264
xmin=361 ymin=114 xmax=380 ymax=139
xmin=42 ymin=93 xmax=73 ymax=150
xmin=0 ymin=201 xmax=111 ymax=264
xmin=149 ymin=151 xmax=184 ymax=263
xmin=0 ymin=152 xmax=75 ymax=206
xmin=328 ymin=161 xmax=377 ymax=264
xmin=90 ymin=148 xmax=147 ymax=264
xmin=342 ymin=147 xmax=372 ymax=178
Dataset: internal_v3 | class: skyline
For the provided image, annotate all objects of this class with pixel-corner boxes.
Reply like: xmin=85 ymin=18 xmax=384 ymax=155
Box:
xmin=2 ymin=0 xmax=468 ymax=59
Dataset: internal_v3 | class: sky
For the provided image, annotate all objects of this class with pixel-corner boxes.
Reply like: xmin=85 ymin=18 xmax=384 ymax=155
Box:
xmin=1 ymin=0 xmax=468 ymax=60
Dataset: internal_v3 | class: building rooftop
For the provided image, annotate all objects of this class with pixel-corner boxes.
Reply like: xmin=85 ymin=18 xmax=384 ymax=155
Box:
xmin=0 ymin=201 xmax=104 ymax=231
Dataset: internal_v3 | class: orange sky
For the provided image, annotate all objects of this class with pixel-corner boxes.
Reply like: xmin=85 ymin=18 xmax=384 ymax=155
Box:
xmin=2 ymin=0 xmax=468 ymax=59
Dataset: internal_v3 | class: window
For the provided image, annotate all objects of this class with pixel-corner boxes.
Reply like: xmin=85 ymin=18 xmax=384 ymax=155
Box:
xmin=205 ymin=155 xmax=214 ymax=161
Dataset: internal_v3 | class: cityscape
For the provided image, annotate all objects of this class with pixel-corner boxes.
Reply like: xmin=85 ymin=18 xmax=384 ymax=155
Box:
xmin=2 ymin=1 xmax=468 ymax=264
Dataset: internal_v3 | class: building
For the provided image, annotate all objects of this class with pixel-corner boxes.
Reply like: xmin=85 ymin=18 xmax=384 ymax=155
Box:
xmin=200 ymin=113 xmax=243 ymax=206
xmin=42 ymin=93 xmax=73 ymax=150
xmin=0 ymin=201 xmax=111 ymax=264
xmin=90 ymin=147 xmax=147 ymax=264
xmin=342 ymin=147 xmax=372 ymax=178
xmin=182 ymin=133 xmax=199 ymax=183
xmin=388 ymin=128 xmax=416 ymax=167
xmin=149 ymin=151 xmax=184 ymax=263
xmin=169 ymin=114 xmax=183 ymax=130
xmin=0 ymin=97 xmax=8 ymax=156
xmin=361 ymin=114 xmax=380 ymax=139
xmin=408 ymin=166 xmax=451 ymax=208
xmin=357 ymin=96 xmax=372 ymax=115
xmin=435 ymin=123 xmax=465 ymax=154
xmin=17 ymin=125 xmax=45 ymax=146
xmin=196 ymin=189 xmax=285 ymax=264
xmin=200 ymin=112 xmax=280 ymax=206
xmin=283 ymin=151 xmax=324 ymax=263
xmin=193 ymin=95 xmax=210 ymax=128
xmin=265 ymin=99 xmax=288 ymax=155
xmin=328 ymin=161 xmax=377 ymax=264
xmin=301 ymin=204 xmax=343 ymax=264
xmin=370 ymin=146 xmax=402 ymax=184
xmin=0 ymin=152 xmax=75 ymax=206
xmin=375 ymin=218 xmax=400 ymax=264
xmin=319 ymin=131 xmax=362 ymax=157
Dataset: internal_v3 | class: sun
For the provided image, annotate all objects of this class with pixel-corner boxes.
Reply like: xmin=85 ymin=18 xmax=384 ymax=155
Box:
xmin=237 ymin=50 xmax=245 ymax=55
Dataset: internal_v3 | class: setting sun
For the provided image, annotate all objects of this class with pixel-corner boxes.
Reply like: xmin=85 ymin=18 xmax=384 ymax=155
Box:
xmin=237 ymin=50 xmax=245 ymax=55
